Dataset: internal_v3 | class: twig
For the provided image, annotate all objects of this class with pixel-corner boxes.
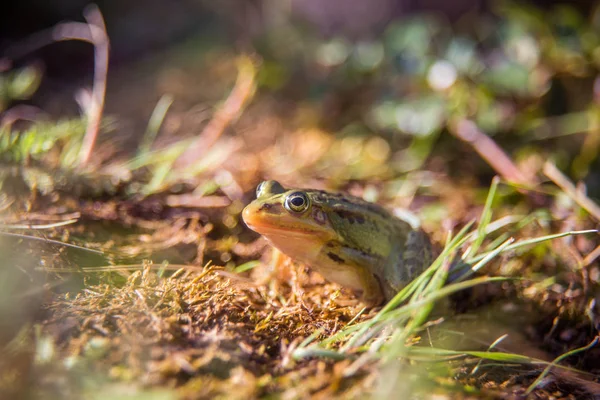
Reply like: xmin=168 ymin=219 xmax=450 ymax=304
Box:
xmin=166 ymin=194 xmax=231 ymax=208
xmin=582 ymin=244 xmax=600 ymax=267
xmin=4 ymin=4 xmax=109 ymax=167
xmin=450 ymin=119 xmax=537 ymax=186
xmin=0 ymin=105 xmax=47 ymax=129
xmin=543 ymin=161 xmax=600 ymax=221
xmin=42 ymin=263 xmax=205 ymax=273
xmin=0 ymin=231 xmax=104 ymax=255
xmin=4 ymin=211 xmax=81 ymax=223
xmin=77 ymin=5 xmax=109 ymax=166
xmin=1 ymin=219 xmax=78 ymax=229
xmin=175 ymin=55 xmax=257 ymax=168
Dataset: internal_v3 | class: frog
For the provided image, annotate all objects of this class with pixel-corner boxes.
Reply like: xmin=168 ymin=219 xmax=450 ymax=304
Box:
xmin=242 ymin=180 xmax=433 ymax=306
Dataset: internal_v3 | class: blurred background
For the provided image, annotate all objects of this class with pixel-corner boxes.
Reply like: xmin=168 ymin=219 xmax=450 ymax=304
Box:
xmin=2 ymin=0 xmax=600 ymax=191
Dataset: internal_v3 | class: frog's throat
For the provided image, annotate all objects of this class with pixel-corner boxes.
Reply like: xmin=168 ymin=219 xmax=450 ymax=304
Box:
xmin=257 ymin=229 xmax=326 ymax=264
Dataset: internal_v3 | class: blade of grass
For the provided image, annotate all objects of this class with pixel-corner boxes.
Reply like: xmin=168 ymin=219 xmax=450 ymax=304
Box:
xmin=298 ymin=328 xmax=324 ymax=348
xmin=143 ymin=161 xmax=174 ymax=195
xmin=139 ymin=94 xmax=174 ymax=155
xmin=380 ymin=277 xmax=512 ymax=327
xmin=388 ymin=255 xmax=453 ymax=361
xmin=471 ymin=334 xmax=509 ymax=374
xmin=467 ymin=176 xmax=499 ymax=259
xmin=525 ymin=335 xmax=599 ymax=394
xmin=341 ymin=221 xmax=477 ymax=351
xmin=469 ymin=230 xmax=597 ymax=264
xmin=319 ymin=307 xmax=369 ymax=346
xmin=0 ymin=219 xmax=78 ymax=229
xmin=342 ymin=276 xmax=511 ymax=357
xmin=125 ymin=139 xmax=193 ymax=170
xmin=292 ymin=346 xmax=354 ymax=361
xmin=37 ymin=263 xmax=201 ymax=273
xmin=340 ymin=316 xmax=409 ymax=352
xmin=0 ymin=231 xmax=104 ymax=254
xmin=407 ymin=346 xmax=596 ymax=376
xmin=386 ymin=220 xmax=477 ymax=311
xmin=233 ymin=260 xmax=261 ymax=273
xmin=482 ymin=211 xmax=546 ymax=253
xmin=407 ymin=346 xmax=545 ymax=365
xmin=544 ymin=161 xmax=600 ymax=221
xmin=457 ymin=237 xmax=514 ymax=281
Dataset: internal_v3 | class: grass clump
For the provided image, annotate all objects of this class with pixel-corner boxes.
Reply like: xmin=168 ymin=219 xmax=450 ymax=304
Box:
xmin=292 ymin=178 xmax=599 ymax=396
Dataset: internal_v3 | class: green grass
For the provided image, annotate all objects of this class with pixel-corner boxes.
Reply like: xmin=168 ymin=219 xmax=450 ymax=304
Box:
xmin=292 ymin=177 xmax=597 ymax=392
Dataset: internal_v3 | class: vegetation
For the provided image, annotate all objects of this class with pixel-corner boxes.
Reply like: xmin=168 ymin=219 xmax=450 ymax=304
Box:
xmin=1 ymin=1 xmax=599 ymax=399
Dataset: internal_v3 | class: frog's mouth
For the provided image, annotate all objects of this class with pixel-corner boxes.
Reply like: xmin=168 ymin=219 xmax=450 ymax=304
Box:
xmin=242 ymin=204 xmax=329 ymax=263
xmin=242 ymin=213 xmax=319 ymax=238
xmin=245 ymin=223 xmax=317 ymax=239
xmin=242 ymin=203 xmax=331 ymax=239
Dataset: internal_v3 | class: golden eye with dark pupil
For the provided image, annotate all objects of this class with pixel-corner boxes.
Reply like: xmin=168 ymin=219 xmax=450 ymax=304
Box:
xmin=285 ymin=192 xmax=310 ymax=213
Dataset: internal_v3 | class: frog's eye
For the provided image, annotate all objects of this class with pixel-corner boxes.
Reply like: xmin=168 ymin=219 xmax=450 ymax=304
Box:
xmin=285 ymin=192 xmax=310 ymax=213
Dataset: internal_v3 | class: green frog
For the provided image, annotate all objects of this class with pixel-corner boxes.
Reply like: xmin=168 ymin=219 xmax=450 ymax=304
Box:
xmin=242 ymin=180 xmax=433 ymax=305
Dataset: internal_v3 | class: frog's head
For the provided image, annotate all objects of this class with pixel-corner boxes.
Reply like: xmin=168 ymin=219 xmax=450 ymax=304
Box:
xmin=242 ymin=180 xmax=337 ymax=244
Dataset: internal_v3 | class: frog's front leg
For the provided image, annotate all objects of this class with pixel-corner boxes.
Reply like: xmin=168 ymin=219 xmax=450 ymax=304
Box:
xmin=338 ymin=264 xmax=384 ymax=306
xmin=355 ymin=267 xmax=385 ymax=306
xmin=384 ymin=230 xmax=433 ymax=299
xmin=402 ymin=230 xmax=433 ymax=281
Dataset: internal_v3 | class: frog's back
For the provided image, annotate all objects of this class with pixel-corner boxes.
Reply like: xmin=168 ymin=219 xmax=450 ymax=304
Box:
xmin=309 ymin=190 xmax=410 ymax=252
xmin=308 ymin=189 xmax=433 ymax=299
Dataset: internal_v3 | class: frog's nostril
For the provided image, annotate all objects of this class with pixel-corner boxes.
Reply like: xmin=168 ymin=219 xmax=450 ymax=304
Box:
xmin=259 ymin=203 xmax=272 ymax=211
